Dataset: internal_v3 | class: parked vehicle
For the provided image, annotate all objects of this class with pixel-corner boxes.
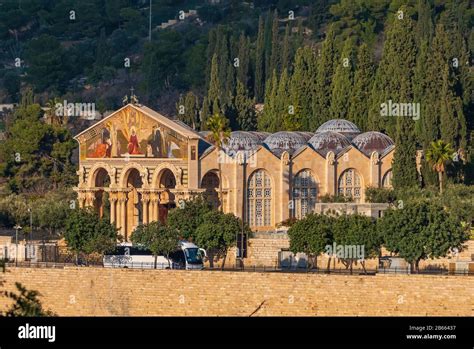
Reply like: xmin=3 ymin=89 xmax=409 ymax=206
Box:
xmin=103 ymin=241 xmax=207 ymax=270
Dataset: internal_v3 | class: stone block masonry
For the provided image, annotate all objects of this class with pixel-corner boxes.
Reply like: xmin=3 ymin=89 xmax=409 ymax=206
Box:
xmin=0 ymin=268 xmax=472 ymax=316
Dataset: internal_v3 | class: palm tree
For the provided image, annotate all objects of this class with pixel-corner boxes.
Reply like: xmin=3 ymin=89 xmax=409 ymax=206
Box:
xmin=206 ymin=112 xmax=231 ymax=211
xmin=425 ymin=140 xmax=454 ymax=194
xmin=45 ymin=97 xmax=63 ymax=126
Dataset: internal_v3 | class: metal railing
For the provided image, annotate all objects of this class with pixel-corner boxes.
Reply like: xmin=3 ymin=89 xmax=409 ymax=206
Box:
xmin=4 ymin=261 xmax=473 ymax=275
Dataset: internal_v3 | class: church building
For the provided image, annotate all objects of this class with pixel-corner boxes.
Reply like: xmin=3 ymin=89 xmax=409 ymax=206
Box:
xmin=74 ymin=103 xmax=394 ymax=240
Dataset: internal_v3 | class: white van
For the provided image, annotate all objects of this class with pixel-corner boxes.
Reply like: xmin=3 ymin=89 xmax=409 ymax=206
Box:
xmin=103 ymin=241 xmax=206 ymax=270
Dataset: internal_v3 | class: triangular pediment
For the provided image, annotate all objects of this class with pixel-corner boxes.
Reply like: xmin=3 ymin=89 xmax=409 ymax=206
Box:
xmin=75 ymin=104 xmax=203 ymax=160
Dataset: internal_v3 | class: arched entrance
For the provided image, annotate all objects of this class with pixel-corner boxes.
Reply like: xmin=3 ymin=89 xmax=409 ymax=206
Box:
xmin=93 ymin=168 xmax=111 ymax=219
xmin=158 ymin=169 xmax=176 ymax=223
xmin=125 ymin=168 xmax=143 ymax=239
xmin=201 ymin=171 xmax=220 ymax=209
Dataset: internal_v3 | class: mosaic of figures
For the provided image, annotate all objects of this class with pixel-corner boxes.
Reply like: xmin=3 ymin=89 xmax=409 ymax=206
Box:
xmin=79 ymin=108 xmax=187 ymax=160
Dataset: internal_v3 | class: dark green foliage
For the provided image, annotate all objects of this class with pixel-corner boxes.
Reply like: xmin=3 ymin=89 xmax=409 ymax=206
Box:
xmin=378 ymin=201 xmax=469 ymax=271
xmin=392 ymin=94 xmax=419 ymax=189
xmin=313 ymin=25 xmax=337 ymax=127
xmin=131 ymin=221 xmax=179 ymax=268
xmin=329 ymin=38 xmax=355 ymax=119
xmin=269 ymin=10 xmax=281 ymax=76
xmin=258 ymin=70 xmax=279 ymax=132
xmin=3 ymin=283 xmax=55 ymax=317
xmin=64 ymin=208 xmax=119 ymax=259
xmin=167 ymin=196 xmax=213 ymax=241
xmin=0 ymin=100 xmax=76 ymax=194
xmin=348 ymin=43 xmax=374 ymax=131
xmin=332 ymin=214 xmax=380 ymax=271
xmin=176 ymin=92 xmax=200 ymax=130
xmin=289 ymin=46 xmax=317 ymax=131
xmin=234 ymin=80 xmax=256 ymax=131
xmin=368 ymin=6 xmax=418 ymax=138
xmin=195 ymin=210 xmax=247 ymax=267
xmin=319 ymin=194 xmax=352 ymax=203
xmin=288 ymin=213 xmax=334 ymax=268
xmin=365 ymin=187 xmax=397 ymax=204
xmin=254 ymin=15 xmax=266 ymax=102
xmin=25 ymin=34 xmax=68 ymax=93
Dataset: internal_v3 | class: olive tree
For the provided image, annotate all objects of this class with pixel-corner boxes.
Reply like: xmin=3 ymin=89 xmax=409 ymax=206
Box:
xmin=378 ymin=201 xmax=469 ymax=272
xmin=64 ymin=208 xmax=119 ymax=264
xmin=131 ymin=221 xmax=179 ymax=268
xmin=288 ymin=213 xmax=334 ymax=270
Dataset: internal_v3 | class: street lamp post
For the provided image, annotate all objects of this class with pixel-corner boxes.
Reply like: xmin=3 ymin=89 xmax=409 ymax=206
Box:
xmin=13 ymin=224 xmax=22 ymax=267
xmin=27 ymin=208 xmax=32 ymax=260
xmin=238 ymin=152 xmax=247 ymax=269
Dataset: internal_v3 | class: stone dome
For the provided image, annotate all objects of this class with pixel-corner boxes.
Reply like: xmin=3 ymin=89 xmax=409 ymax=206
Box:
xmin=294 ymin=131 xmax=314 ymax=141
xmin=223 ymin=131 xmax=261 ymax=154
xmin=308 ymin=131 xmax=351 ymax=157
xmin=263 ymin=131 xmax=308 ymax=156
xmin=315 ymin=119 xmax=361 ymax=140
xmin=249 ymin=131 xmax=271 ymax=142
xmin=352 ymin=131 xmax=394 ymax=156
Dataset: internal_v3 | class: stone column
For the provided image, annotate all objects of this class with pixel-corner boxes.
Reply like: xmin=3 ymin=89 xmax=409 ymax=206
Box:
xmin=142 ymin=192 xmax=150 ymax=224
xmin=77 ymin=191 xmax=86 ymax=208
xmin=118 ymin=192 xmax=128 ymax=241
xmin=150 ymin=193 xmax=159 ymax=222
xmin=325 ymin=152 xmax=337 ymax=196
xmin=109 ymin=193 xmax=117 ymax=226
xmin=280 ymin=152 xmax=291 ymax=224
xmin=85 ymin=191 xmax=96 ymax=208
xmin=369 ymin=151 xmax=380 ymax=189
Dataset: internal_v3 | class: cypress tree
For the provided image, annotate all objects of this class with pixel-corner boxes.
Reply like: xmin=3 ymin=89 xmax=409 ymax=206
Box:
xmin=255 ymin=16 xmax=266 ymax=102
xmin=200 ymin=97 xmax=210 ymax=131
xmin=419 ymin=24 xmax=468 ymax=151
xmin=91 ymin=28 xmax=110 ymax=81
xmin=415 ymin=0 xmax=433 ymax=44
xmin=368 ymin=7 xmax=417 ymax=138
xmin=185 ymin=92 xmax=200 ymax=130
xmin=236 ymin=33 xmax=250 ymax=88
xmin=290 ymin=46 xmax=317 ymax=131
xmin=348 ymin=43 xmax=375 ymax=131
xmin=269 ymin=10 xmax=280 ymax=76
xmin=277 ymin=69 xmax=291 ymax=131
xmin=281 ymin=25 xmax=292 ymax=73
xmin=313 ymin=25 xmax=337 ymax=127
xmin=439 ymin=63 xmax=467 ymax=150
xmin=329 ymin=38 xmax=355 ymax=120
xmin=215 ymin=26 xmax=229 ymax=101
xmin=235 ymin=80 xmax=256 ymax=131
xmin=205 ymin=28 xmax=217 ymax=91
xmin=264 ymin=11 xmax=273 ymax=81
xmin=392 ymin=77 xmax=419 ymax=189
xmin=225 ymin=56 xmax=236 ymax=108
xmin=259 ymin=71 xmax=278 ymax=132
xmin=208 ymin=53 xmax=220 ymax=105
xmin=212 ymin=98 xmax=220 ymax=116
xmin=177 ymin=92 xmax=200 ymax=130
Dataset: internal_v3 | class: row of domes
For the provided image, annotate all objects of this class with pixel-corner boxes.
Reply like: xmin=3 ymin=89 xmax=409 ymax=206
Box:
xmin=200 ymin=119 xmax=394 ymax=158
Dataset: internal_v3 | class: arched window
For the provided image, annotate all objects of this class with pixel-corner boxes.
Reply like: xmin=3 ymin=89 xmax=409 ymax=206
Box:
xmin=247 ymin=170 xmax=272 ymax=227
xmin=159 ymin=169 xmax=176 ymax=188
xmin=382 ymin=170 xmax=392 ymax=188
xmin=338 ymin=169 xmax=362 ymax=203
xmin=201 ymin=171 xmax=220 ymax=209
xmin=293 ymin=170 xmax=318 ymax=219
xmin=93 ymin=168 xmax=111 ymax=219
